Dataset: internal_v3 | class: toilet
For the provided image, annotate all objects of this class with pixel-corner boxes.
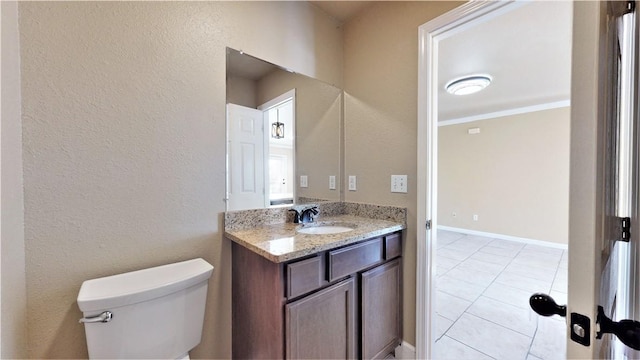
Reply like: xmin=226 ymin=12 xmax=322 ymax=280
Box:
xmin=77 ymin=258 xmax=214 ymax=359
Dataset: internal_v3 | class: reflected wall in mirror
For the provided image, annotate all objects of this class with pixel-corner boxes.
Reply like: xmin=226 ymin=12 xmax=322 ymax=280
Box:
xmin=226 ymin=48 xmax=342 ymax=211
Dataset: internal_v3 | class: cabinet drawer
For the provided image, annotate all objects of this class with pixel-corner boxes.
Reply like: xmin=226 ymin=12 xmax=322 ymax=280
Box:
xmin=384 ymin=232 xmax=402 ymax=260
xmin=328 ymin=238 xmax=383 ymax=282
xmin=286 ymin=255 xmax=327 ymax=298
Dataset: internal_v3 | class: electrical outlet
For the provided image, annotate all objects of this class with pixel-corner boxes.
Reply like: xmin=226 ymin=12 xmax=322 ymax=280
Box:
xmin=348 ymin=176 xmax=357 ymax=191
xmin=329 ymin=176 xmax=336 ymax=190
xmin=473 ymin=214 xmax=479 ymax=221
xmin=300 ymin=175 xmax=308 ymax=188
xmin=391 ymin=175 xmax=408 ymax=193
xmin=452 ymin=212 xmax=457 ymax=218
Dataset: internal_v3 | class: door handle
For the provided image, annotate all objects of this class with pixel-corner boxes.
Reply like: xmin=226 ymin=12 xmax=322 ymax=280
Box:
xmin=530 ymin=293 xmax=591 ymax=347
xmin=529 ymin=293 xmax=566 ymax=317
xmin=530 ymin=294 xmax=640 ymax=350
xmin=597 ymin=306 xmax=640 ymax=351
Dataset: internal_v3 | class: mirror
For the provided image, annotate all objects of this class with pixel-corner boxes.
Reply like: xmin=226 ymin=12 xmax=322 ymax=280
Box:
xmin=226 ymin=48 xmax=342 ymax=211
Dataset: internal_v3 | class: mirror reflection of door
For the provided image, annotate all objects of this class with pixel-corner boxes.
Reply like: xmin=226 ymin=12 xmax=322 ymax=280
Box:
xmin=227 ymin=90 xmax=296 ymax=211
xmin=226 ymin=104 xmax=265 ymax=211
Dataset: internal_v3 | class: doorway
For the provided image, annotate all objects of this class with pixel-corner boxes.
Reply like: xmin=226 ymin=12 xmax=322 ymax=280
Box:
xmin=434 ymin=108 xmax=570 ymax=359
xmin=416 ymin=3 xmax=571 ymax=358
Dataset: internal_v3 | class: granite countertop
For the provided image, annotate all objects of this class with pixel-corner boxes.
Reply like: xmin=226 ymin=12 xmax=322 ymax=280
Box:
xmin=224 ymin=215 xmax=405 ymax=263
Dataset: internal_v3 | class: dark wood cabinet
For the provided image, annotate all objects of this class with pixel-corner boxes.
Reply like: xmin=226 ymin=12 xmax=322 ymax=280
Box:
xmin=361 ymin=259 xmax=401 ymax=359
xmin=286 ymin=278 xmax=356 ymax=359
xmin=232 ymin=231 xmax=402 ymax=359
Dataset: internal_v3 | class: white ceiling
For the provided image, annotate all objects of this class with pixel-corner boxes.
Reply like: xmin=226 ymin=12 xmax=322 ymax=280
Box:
xmin=437 ymin=1 xmax=572 ymax=121
xmin=312 ymin=1 xmax=572 ymax=122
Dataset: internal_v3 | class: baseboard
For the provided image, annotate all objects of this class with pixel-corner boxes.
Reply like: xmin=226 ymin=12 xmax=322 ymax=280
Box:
xmin=394 ymin=341 xmax=416 ymax=359
xmin=437 ymin=225 xmax=568 ymax=250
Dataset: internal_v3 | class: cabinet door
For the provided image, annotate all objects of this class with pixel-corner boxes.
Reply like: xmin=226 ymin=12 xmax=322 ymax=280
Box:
xmin=285 ymin=278 xmax=356 ymax=359
xmin=361 ymin=259 xmax=401 ymax=359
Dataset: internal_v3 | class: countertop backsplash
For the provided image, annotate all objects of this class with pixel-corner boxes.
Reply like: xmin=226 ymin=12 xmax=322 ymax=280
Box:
xmin=224 ymin=201 xmax=407 ymax=231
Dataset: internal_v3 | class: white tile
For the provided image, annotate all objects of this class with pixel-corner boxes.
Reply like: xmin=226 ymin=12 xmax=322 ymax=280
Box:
xmin=530 ymin=316 xmax=567 ymax=360
xmin=527 ymin=354 xmax=543 ymax=360
xmin=433 ymin=336 xmax=494 ymax=360
xmin=464 ymin=235 xmax=495 ymax=246
xmin=457 ymin=258 xmax=506 ymax=276
xmin=554 ymin=269 xmax=568 ymax=282
xmin=558 ymin=258 xmax=568 ymax=269
xmin=437 ymin=230 xmax=466 ymax=243
xmin=496 ymin=271 xmax=553 ymax=294
xmin=436 ymin=290 xmax=472 ymax=321
xmin=511 ymin=254 xmax=561 ymax=269
xmin=469 ymin=251 xmax=514 ymax=266
xmin=504 ymin=262 xmax=557 ymax=282
xmin=436 ymin=275 xmax=487 ymax=302
xmin=549 ymin=290 xmax=567 ymax=307
xmin=438 ymin=248 xmax=473 ymax=261
xmin=436 ymin=264 xmax=451 ymax=277
xmin=522 ymin=244 xmax=565 ymax=256
xmin=446 ymin=267 xmax=498 ymax=287
xmin=480 ymin=245 xmax=522 ymax=258
xmin=488 ymin=239 xmax=526 ymax=250
xmin=445 ymin=240 xmax=485 ymax=253
xmin=435 ymin=315 xmax=453 ymax=340
xmin=551 ymin=277 xmax=567 ymax=293
xmin=483 ymin=282 xmax=535 ymax=309
xmin=467 ymin=296 xmax=538 ymax=337
xmin=437 ymin=255 xmax=463 ymax=270
xmin=447 ymin=313 xmax=532 ymax=360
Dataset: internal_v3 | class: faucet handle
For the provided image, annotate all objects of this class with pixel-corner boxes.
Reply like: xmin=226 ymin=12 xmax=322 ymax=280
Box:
xmin=288 ymin=209 xmax=301 ymax=223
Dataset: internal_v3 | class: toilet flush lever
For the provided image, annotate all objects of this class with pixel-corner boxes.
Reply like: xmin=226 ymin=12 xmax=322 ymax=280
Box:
xmin=79 ymin=311 xmax=113 ymax=324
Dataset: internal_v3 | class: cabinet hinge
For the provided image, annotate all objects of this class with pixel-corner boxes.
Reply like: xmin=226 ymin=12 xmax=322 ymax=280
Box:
xmin=616 ymin=217 xmax=631 ymax=242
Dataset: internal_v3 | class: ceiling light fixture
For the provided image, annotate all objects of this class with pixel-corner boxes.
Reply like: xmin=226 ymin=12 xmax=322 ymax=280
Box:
xmin=445 ymin=75 xmax=492 ymax=96
xmin=271 ymin=121 xmax=285 ymax=139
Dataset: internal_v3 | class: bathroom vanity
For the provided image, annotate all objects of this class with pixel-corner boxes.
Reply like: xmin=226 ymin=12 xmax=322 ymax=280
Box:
xmin=225 ymin=203 xmax=406 ymax=359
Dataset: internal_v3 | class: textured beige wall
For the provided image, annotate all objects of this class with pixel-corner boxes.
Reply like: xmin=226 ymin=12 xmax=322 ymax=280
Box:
xmin=258 ymin=70 xmax=342 ymax=201
xmin=342 ymin=0 xmax=464 ymax=346
xmin=438 ymin=108 xmax=571 ymax=244
xmin=1 ymin=2 xmax=27 ymax=358
xmin=18 ymin=2 xmax=342 ymax=358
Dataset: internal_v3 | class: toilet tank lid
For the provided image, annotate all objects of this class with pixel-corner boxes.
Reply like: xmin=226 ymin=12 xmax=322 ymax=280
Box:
xmin=77 ymin=258 xmax=214 ymax=313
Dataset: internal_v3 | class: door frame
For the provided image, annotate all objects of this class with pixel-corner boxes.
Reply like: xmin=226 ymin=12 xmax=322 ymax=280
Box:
xmin=258 ymin=89 xmax=296 ymax=208
xmin=416 ymin=1 xmax=520 ymax=358
xmin=418 ymin=1 xmax=640 ymax=359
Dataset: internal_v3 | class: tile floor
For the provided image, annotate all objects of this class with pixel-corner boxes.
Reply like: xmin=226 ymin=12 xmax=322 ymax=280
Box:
xmin=434 ymin=229 xmax=568 ymax=360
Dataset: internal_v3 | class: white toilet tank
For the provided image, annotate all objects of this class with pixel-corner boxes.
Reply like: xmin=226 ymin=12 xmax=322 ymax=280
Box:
xmin=77 ymin=258 xmax=214 ymax=359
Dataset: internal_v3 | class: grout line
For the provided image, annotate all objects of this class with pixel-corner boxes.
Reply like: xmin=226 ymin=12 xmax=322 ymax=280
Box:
xmin=436 ymin=231 xmax=567 ymax=360
xmin=438 ymin=335 xmax=498 ymax=359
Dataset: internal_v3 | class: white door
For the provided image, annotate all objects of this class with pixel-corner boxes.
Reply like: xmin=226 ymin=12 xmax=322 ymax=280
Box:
xmin=563 ymin=2 xmax=639 ymax=358
xmin=417 ymin=1 xmax=640 ymax=359
xmin=227 ymin=103 xmax=266 ymax=211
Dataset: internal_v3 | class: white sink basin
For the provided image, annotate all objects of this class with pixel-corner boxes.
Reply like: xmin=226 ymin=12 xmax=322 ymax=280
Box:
xmin=297 ymin=225 xmax=355 ymax=235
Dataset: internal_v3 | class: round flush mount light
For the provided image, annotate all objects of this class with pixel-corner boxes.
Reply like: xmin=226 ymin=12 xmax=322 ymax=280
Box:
xmin=445 ymin=75 xmax=492 ymax=96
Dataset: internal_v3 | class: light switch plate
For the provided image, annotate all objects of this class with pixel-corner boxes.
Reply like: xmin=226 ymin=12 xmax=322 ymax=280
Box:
xmin=391 ymin=175 xmax=408 ymax=193
xmin=300 ymin=175 xmax=308 ymax=188
xmin=329 ymin=176 xmax=336 ymax=190
xmin=348 ymin=176 xmax=357 ymax=191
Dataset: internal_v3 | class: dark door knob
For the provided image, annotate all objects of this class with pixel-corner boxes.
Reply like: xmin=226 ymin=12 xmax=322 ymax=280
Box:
xmin=529 ymin=293 xmax=566 ymax=317
xmin=597 ymin=306 xmax=640 ymax=351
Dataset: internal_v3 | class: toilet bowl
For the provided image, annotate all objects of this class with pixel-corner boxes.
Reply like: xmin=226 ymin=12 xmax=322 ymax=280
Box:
xmin=77 ymin=258 xmax=214 ymax=359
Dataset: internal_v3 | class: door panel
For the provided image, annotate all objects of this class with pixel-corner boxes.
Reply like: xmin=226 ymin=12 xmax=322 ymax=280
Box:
xmin=567 ymin=1 xmax=638 ymax=358
xmin=227 ymin=103 xmax=266 ymax=210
